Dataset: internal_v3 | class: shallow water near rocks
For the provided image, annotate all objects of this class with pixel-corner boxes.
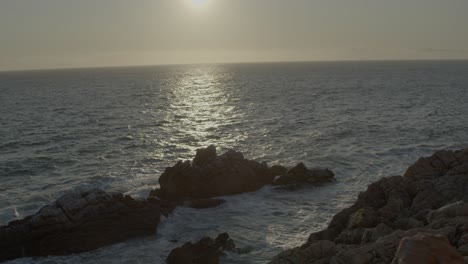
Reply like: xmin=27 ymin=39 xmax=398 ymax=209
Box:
xmin=1 ymin=61 xmax=468 ymax=263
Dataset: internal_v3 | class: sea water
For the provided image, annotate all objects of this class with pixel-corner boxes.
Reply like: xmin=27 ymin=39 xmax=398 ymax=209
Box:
xmin=1 ymin=61 xmax=468 ymax=263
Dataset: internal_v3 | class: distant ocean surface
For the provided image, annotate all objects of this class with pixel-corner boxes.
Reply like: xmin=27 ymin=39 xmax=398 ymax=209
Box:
xmin=1 ymin=61 xmax=468 ymax=263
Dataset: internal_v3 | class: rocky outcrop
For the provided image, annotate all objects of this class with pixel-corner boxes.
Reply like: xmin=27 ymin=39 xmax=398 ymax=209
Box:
xmin=0 ymin=189 xmax=163 ymax=262
xmin=166 ymin=232 xmax=236 ymax=264
xmin=392 ymin=233 xmax=465 ymax=264
xmin=273 ymin=162 xmax=335 ymax=187
xmin=153 ymin=146 xmax=335 ymax=200
xmin=154 ymin=146 xmax=273 ymax=200
xmin=270 ymin=148 xmax=468 ymax=264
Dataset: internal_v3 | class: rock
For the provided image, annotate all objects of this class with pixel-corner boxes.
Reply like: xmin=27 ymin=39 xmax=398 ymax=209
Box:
xmin=457 ymin=230 xmax=468 ymax=256
xmin=393 ymin=217 xmax=424 ymax=230
xmin=154 ymin=147 xmax=336 ymax=200
xmin=166 ymin=232 xmax=236 ymax=264
xmin=391 ymin=233 xmax=465 ymax=264
xmin=361 ymin=223 xmax=394 ymax=244
xmin=270 ymin=147 xmax=468 ymax=264
xmin=403 ymin=150 xmax=453 ymax=180
xmin=193 ymin=145 xmax=217 ymax=167
xmin=0 ymin=189 xmax=162 ymax=262
xmin=427 ymin=200 xmax=468 ymax=224
xmin=269 ymin=240 xmax=336 ymax=264
xmin=458 ymin=244 xmax=468 ymax=256
xmin=272 ymin=163 xmax=335 ymax=186
xmin=347 ymin=207 xmax=380 ymax=229
xmin=335 ymin=228 xmax=365 ymax=244
xmin=327 ymin=228 xmax=453 ymax=264
xmin=269 ymin=165 xmax=288 ymax=177
xmin=157 ymin=146 xmax=274 ymax=200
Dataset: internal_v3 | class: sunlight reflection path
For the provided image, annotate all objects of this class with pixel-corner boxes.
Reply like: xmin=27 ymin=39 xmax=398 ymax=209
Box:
xmin=162 ymin=66 xmax=247 ymax=156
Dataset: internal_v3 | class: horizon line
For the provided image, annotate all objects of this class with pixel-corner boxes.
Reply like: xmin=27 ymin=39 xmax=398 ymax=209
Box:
xmin=1 ymin=58 xmax=468 ymax=74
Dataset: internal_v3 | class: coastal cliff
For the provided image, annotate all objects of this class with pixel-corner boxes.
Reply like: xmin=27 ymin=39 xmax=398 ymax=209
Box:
xmin=270 ymin=148 xmax=468 ymax=264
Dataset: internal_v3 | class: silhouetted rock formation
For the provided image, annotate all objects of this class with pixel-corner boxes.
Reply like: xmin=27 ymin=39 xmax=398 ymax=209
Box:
xmin=153 ymin=145 xmax=335 ymax=200
xmin=0 ymin=189 xmax=162 ymax=262
xmin=272 ymin=162 xmax=335 ymax=187
xmin=155 ymin=146 xmax=273 ymax=199
xmin=270 ymin=148 xmax=468 ymax=264
xmin=167 ymin=232 xmax=236 ymax=264
xmin=269 ymin=165 xmax=288 ymax=178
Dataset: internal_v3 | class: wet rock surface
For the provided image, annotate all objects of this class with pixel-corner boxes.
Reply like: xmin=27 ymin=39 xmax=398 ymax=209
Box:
xmin=0 ymin=189 xmax=162 ymax=262
xmin=166 ymin=232 xmax=236 ymax=264
xmin=270 ymin=148 xmax=468 ymax=264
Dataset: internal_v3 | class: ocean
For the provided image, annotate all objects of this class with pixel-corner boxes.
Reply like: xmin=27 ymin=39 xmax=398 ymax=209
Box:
xmin=1 ymin=61 xmax=468 ymax=263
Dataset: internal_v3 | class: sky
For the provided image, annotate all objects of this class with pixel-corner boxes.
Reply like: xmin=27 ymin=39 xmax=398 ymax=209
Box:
xmin=0 ymin=0 xmax=468 ymax=71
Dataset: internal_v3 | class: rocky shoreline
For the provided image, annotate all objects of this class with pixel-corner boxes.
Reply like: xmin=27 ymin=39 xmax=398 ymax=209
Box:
xmin=0 ymin=189 xmax=165 ymax=262
xmin=0 ymin=146 xmax=334 ymax=263
xmin=2 ymin=147 xmax=467 ymax=263
xmin=269 ymin=148 xmax=468 ymax=264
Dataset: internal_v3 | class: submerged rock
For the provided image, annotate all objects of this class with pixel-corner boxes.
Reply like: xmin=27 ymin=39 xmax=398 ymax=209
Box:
xmin=0 ymin=189 xmax=162 ymax=262
xmin=166 ymin=232 xmax=236 ymax=264
xmin=269 ymin=147 xmax=468 ymax=264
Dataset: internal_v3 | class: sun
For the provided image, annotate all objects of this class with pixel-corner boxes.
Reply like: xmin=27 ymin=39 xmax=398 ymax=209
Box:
xmin=185 ymin=0 xmax=209 ymax=10
xmin=192 ymin=0 xmax=207 ymax=6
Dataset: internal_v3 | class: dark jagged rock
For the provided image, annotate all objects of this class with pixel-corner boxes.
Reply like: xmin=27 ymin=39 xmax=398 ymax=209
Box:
xmin=270 ymin=148 xmax=468 ymax=264
xmin=154 ymin=146 xmax=275 ymax=200
xmin=272 ymin=162 xmax=335 ymax=186
xmin=269 ymin=165 xmax=288 ymax=178
xmin=166 ymin=232 xmax=236 ymax=264
xmin=0 ymin=189 xmax=162 ymax=262
xmin=193 ymin=145 xmax=217 ymax=167
xmin=153 ymin=146 xmax=336 ymax=200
